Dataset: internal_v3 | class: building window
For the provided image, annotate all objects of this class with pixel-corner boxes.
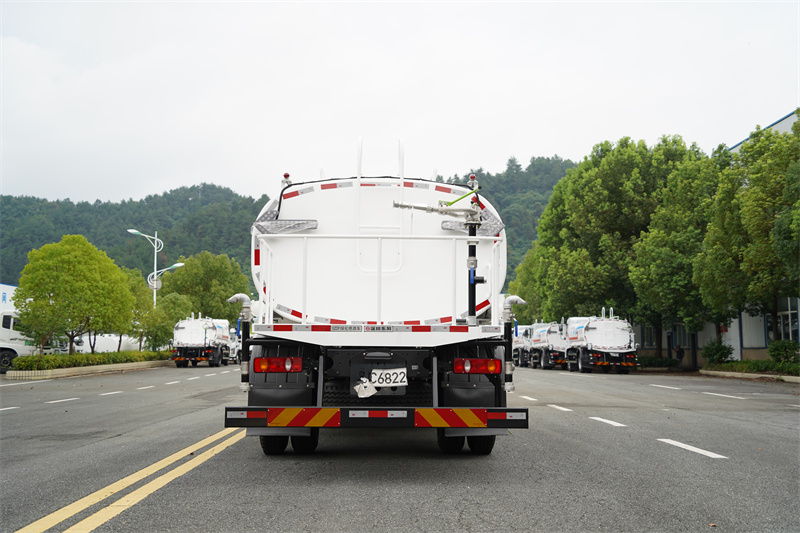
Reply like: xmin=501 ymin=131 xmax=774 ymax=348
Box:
xmin=673 ymin=324 xmax=688 ymax=349
xmin=772 ymin=297 xmax=799 ymax=343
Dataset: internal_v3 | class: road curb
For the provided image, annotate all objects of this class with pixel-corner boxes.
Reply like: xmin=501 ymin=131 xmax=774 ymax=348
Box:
xmin=699 ymin=369 xmax=800 ymax=383
xmin=5 ymin=360 xmax=173 ymax=380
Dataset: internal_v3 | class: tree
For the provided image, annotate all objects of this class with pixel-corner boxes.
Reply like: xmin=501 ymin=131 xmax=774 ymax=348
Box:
xmin=695 ymin=116 xmax=799 ymax=341
xmin=630 ymin=146 xmax=729 ymax=353
xmin=516 ymin=136 xmax=687 ymax=321
xmin=13 ymin=235 xmax=135 ymax=354
xmin=160 ymin=251 xmax=250 ymax=323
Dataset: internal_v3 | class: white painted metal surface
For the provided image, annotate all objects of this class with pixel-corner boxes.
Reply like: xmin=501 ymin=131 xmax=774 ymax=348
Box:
xmin=251 ymin=176 xmax=507 ymax=327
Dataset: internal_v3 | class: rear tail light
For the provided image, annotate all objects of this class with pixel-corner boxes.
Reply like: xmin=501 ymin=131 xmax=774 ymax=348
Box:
xmin=253 ymin=357 xmax=303 ymax=373
xmin=453 ymin=358 xmax=502 ymax=374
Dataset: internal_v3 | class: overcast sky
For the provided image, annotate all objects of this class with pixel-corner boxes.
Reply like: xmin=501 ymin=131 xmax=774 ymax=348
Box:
xmin=2 ymin=1 xmax=798 ymax=204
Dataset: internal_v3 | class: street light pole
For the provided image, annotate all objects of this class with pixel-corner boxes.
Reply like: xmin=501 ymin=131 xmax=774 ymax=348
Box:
xmin=127 ymin=228 xmax=166 ymax=307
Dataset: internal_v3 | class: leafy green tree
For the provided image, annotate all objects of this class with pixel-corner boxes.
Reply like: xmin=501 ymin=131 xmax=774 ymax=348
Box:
xmin=160 ymin=251 xmax=250 ymax=323
xmin=736 ymin=120 xmax=800 ymax=332
xmin=518 ymin=136 xmax=688 ymax=322
xmin=696 ymin=115 xmax=799 ymax=340
xmin=13 ymin=235 xmax=134 ymax=354
xmin=630 ymin=146 xmax=730 ymax=352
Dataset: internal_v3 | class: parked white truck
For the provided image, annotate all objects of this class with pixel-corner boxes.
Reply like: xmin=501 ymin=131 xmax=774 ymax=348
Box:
xmin=0 ymin=284 xmax=47 ymax=373
xmin=224 ymin=169 xmax=528 ymax=455
xmin=563 ymin=309 xmax=639 ymax=373
xmin=171 ymin=315 xmax=233 ymax=368
xmin=528 ymin=321 xmax=569 ymax=370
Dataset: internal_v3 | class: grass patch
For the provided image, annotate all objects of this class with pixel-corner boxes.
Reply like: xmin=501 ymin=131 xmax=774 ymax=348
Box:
xmin=11 ymin=351 xmax=171 ymax=371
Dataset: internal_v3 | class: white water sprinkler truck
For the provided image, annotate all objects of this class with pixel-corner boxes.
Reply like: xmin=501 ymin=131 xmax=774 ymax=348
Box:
xmin=562 ymin=309 xmax=639 ymax=373
xmin=224 ymin=166 xmax=528 ymax=455
xmin=171 ymin=315 xmax=233 ymax=368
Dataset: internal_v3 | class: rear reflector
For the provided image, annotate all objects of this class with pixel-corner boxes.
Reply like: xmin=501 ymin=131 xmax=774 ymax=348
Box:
xmin=253 ymin=357 xmax=303 ymax=373
xmin=453 ymin=358 xmax=502 ymax=374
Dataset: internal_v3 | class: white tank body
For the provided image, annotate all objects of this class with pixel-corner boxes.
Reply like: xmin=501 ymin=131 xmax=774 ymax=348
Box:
xmin=251 ymin=176 xmax=507 ymax=325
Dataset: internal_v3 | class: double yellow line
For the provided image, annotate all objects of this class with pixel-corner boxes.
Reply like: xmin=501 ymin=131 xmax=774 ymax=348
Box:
xmin=17 ymin=428 xmax=246 ymax=533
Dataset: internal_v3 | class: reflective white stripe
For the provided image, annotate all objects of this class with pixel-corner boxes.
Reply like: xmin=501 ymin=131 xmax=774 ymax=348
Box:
xmin=227 ymin=411 xmax=248 ymax=419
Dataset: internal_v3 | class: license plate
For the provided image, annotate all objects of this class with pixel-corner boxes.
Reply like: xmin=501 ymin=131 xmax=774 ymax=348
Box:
xmin=370 ymin=368 xmax=408 ymax=387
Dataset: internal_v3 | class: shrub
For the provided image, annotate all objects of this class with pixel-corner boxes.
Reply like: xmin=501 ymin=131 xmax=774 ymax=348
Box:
xmin=768 ymin=339 xmax=800 ymax=363
xmin=637 ymin=356 xmax=678 ymax=368
xmin=11 ymin=351 xmax=171 ymax=371
xmin=701 ymin=339 xmax=734 ymax=364
xmin=705 ymin=360 xmax=800 ymax=376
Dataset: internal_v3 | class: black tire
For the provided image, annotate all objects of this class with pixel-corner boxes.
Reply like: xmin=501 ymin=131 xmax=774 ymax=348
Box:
xmin=291 ymin=428 xmax=319 ymax=454
xmin=578 ymin=351 xmax=591 ymax=373
xmin=175 ymin=361 xmax=182 ymax=368
xmin=437 ymin=429 xmax=465 ymax=453
xmin=540 ymin=352 xmax=549 ymax=370
xmin=222 ymin=359 xmax=229 ymax=366
xmin=0 ymin=350 xmax=16 ymax=374
xmin=260 ymin=435 xmax=289 ymax=455
xmin=191 ymin=360 xmax=198 ymax=367
xmin=467 ymin=435 xmax=496 ymax=455
xmin=616 ymin=367 xmax=629 ymax=374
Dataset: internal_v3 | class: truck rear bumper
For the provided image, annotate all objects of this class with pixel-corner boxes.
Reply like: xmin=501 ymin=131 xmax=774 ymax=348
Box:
xmin=225 ymin=406 xmax=528 ymax=430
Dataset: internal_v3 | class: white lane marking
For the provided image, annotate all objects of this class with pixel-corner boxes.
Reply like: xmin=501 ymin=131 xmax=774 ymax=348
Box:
xmin=650 ymin=384 xmax=681 ymax=390
xmin=658 ymin=439 xmax=727 ymax=459
xmin=205 ymin=373 xmax=217 ymax=377
xmin=520 ymin=396 xmax=538 ymax=402
xmin=702 ymin=392 xmax=747 ymax=400
xmin=187 ymin=377 xmax=200 ymax=381
xmin=589 ymin=417 xmax=627 ymax=427
xmin=0 ymin=406 xmax=20 ymax=411
xmin=789 ymin=405 xmax=800 ymax=408
xmin=99 ymin=391 xmax=123 ymax=396
xmin=548 ymin=404 xmax=572 ymax=412
xmin=221 ymin=371 xmax=231 ymax=374
xmin=46 ymin=398 xmax=80 ymax=404
xmin=165 ymin=381 xmax=180 ymax=385
xmin=0 ymin=379 xmax=53 ymax=387
xmin=136 ymin=386 xmax=155 ymax=390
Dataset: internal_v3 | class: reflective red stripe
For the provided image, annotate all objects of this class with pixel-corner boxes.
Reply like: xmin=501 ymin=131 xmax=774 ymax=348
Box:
xmin=412 ymin=325 xmax=431 ymax=332
xmin=283 ymin=191 xmax=299 ymax=199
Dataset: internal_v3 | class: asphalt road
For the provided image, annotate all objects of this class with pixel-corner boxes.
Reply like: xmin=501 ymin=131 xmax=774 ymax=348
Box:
xmin=1 ymin=365 xmax=798 ymax=532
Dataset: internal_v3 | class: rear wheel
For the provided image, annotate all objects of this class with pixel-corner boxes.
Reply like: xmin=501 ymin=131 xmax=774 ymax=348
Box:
xmin=0 ymin=350 xmax=16 ymax=374
xmin=291 ymin=428 xmax=319 ymax=454
xmin=467 ymin=435 xmax=496 ymax=455
xmin=437 ymin=429 xmax=465 ymax=453
xmin=260 ymin=435 xmax=289 ymax=455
